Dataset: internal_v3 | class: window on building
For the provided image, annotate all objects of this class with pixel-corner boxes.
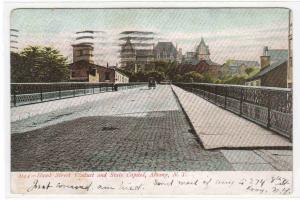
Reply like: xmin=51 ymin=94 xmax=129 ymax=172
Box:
xmin=71 ymin=71 xmax=76 ymax=77
xmin=90 ymin=68 xmax=96 ymax=76
xmin=105 ymin=72 xmax=110 ymax=80
xmin=76 ymin=50 xmax=84 ymax=56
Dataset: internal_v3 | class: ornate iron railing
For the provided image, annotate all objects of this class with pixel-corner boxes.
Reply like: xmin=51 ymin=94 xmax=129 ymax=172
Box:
xmin=11 ymin=82 xmax=147 ymax=107
xmin=174 ymin=83 xmax=292 ymax=140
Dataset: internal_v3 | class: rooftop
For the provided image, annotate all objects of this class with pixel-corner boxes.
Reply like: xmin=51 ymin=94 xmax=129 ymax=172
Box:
xmin=154 ymin=42 xmax=177 ymax=52
xmin=268 ymin=49 xmax=288 ymax=64
xmin=228 ymin=60 xmax=260 ymax=67
xmin=247 ymin=59 xmax=287 ymax=81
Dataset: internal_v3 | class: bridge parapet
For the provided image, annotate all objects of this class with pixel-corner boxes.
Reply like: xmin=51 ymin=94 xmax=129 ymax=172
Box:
xmin=174 ymin=83 xmax=292 ymax=140
xmin=11 ymin=82 xmax=147 ymax=107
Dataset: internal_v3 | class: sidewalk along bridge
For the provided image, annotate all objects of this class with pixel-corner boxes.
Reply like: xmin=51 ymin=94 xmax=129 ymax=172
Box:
xmin=11 ymin=82 xmax=147 ymax=107
xmin=174 ymin=83 xmax=292 ymax=141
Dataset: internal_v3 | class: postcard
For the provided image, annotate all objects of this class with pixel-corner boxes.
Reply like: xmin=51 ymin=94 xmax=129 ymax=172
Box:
xmin=7 ymin=4 xmax=293 ymax=196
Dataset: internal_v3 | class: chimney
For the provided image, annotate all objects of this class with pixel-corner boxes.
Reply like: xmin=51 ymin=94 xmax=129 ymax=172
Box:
xmin=260 ymin=46 xmax=270 ymax=69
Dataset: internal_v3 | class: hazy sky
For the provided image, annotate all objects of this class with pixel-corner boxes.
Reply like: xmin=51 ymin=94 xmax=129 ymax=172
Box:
xmin=11 ymin=8 xmax=289 ymax=65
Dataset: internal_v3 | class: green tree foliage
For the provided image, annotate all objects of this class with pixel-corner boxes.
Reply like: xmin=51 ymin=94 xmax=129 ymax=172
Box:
xmin=174 ymin=74 xmax=183 ymax=82
xmin=222 ymin=74 xmax=248 ymax=85
xmin=11 ymin=46 xmax=69 ymax=82
xmin=202 ymin=72 xmax=214 ymax=83
xmin=147 ymin=61 xmax=178 ymax=80
xmin=120 ymin=61 xmax=175 ymax=82
xmin=11 ymin=51 xmax=25 ymax=83
xmin=245 ymin=67 xmax=256 ymax=76
xmin=117 ymin=59 xmax=260 ymax=85
xmin=182 ymin=71 xmax=204 ymax=82
xmin=146 ymin=71 xmax=165 ymax=83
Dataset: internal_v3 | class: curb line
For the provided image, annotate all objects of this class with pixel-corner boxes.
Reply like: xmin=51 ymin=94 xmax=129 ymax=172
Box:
xmin=170 ymin=84 xmax=206 ymax=149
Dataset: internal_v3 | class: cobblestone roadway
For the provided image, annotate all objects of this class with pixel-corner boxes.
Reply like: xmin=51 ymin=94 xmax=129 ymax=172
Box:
xmin=11 ymin=86 xmax=233 ymax=171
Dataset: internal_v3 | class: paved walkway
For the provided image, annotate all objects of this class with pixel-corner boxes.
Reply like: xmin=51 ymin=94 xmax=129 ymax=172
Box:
xmin=172 ymin=85 xmax=292 ymax=149
xmin=11 ymin=85 xmax=233 ymax=171
xmin=11 ymin=85 xmax=292 ymax=171
xmin=11 ymin=85 xmax=179 ymax=133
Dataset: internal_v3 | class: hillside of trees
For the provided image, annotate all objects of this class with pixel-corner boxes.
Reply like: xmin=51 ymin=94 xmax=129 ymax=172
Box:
xmin=11 ymin=46 xmax=70 ymax=83
xmin=120 ymin=61 xmax=260 ymax=85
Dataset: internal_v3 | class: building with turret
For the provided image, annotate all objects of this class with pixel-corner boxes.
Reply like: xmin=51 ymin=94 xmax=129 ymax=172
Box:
xmin=70 ymin=33 xmax=129 ymax=83
xmin=120 ymin=37 xmax=136 ymax=68
xmin=72 ymin=43 xmax=94 ymax=63
xmin=180 ymin=37 xmax=221 ymax=79
xmin=196 ymin=37 xmax=210 ymax=61
xmin=120 ymin=37 xmax=154 ymax=71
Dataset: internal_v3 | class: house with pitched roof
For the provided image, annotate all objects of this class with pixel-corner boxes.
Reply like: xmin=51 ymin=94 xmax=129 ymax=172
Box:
xmin=245 ymin=46 xmax=288 ymax=88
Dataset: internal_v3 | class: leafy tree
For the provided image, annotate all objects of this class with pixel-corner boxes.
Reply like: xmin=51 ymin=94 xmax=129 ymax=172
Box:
xmin=146 ymin=71 xmax=165 ymax=83
xmin=245 ymin=67 xmax=256 ymax=75
xmin=202 ymin=72 xmax=214 ymax=83
xmin=223 ymin=74 xmax=248 ymax=85
xmin=214 ymin=79 xmax=223 ymax=84
xmin=11 ymin=46 xmax=69 ymax=82
xmin=11 ymin=51 xmax=26 ymax=83
xmin=182 ymin=71 xmax=204 ymax=82
xmin=173 ymin=74 xmax=183 ymax=82
xmin=246 ymin=66 xmax=260 ymax=77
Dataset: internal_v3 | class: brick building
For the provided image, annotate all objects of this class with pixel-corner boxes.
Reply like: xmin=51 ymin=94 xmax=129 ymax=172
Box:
xmin=70 ymin=42 xmax=129 ymax=83
xmin=70 ymin=61 xmax=129 ymax=83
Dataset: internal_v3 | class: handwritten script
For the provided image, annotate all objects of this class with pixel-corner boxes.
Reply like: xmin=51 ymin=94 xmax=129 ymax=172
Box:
xmin=11 ymin=171 xmax=292 ymax=195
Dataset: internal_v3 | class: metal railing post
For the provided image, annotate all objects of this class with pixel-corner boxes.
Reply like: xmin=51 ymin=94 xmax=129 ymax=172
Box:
xmin=224 ymin=86 xmax=227 ymax=109
xmin=59 ymin=85 xmax=61 ymax=99
xmin=239 ymin=88 xmax=244 ymax=115
xmin=13 ymin=86 xmax=17 ymax=107
xmin=40 ymin=86 xmax=43 ymax=102
xmin=73 ymin=85 xmax=76 ymax=97
xmin=214 ymin=86 xmax=217 ymax=104
xmin=267 ymin=91 xmax=271 ymax=128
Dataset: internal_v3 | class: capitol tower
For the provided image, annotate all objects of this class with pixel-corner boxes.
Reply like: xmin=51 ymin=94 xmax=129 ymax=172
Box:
xmin=196 ymin=37 xmax=210 ymax=61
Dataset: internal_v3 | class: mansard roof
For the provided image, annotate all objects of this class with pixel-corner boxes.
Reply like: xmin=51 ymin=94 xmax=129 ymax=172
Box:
xmin=154 ymin=42 xmax=177 ymax=53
